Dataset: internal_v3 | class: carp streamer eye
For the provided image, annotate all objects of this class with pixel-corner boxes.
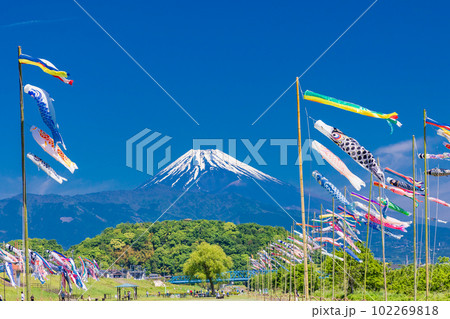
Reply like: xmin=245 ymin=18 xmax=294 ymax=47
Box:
xmin=332 ymin=132 xmax=342 ymax=140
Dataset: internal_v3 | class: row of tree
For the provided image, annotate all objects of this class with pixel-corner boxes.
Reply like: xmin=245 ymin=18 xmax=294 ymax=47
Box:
xmin=7 ymin=220 xmax=450 ymax=298
xmin=67 ymin=220 xmax=286 ymax=274
xmin=248 ymin=242 xmax=450 ymax=298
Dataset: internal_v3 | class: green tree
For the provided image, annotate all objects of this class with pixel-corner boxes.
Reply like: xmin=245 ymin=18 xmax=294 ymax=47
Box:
xmin=320 ymin=243 xmax=383 ymax=296
xmin=69 ymin=220 xmax=285 ymax=274
xmin=183 ymin=242 xmax=233 ymax=294
xmin=7 ymin=238 xmax=63 ymax=256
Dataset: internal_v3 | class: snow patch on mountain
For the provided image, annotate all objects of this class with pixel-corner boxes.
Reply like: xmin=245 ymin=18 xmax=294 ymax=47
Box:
xmin=140 ymin=149 xmax=283 ymax=190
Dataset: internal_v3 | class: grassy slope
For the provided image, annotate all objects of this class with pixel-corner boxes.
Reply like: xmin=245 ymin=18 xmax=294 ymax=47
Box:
xmin=0 ymin=275 xmax=202 ymax=301
xmin=2 ymin=275 xmax=450 ymax=301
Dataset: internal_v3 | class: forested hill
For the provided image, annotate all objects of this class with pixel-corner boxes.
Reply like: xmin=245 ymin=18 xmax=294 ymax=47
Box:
xmin=69 ymin=220 xmax=287 ymax=274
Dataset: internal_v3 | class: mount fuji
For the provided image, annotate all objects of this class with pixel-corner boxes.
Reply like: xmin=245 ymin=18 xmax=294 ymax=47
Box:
xmin=139 ymin=149 xmax=311 ymax=209
xmin=0 ymin=149 xmax=308 ymax=247
xmin=1 ymin=149 xmax=450 ymax=262
xmin=140 ymin=149 xmax=283 ymax=191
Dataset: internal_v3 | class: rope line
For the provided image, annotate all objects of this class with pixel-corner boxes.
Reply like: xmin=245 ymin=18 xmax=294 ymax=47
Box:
xmin=72 ymin=0 xmax=200 ymax=126
xmin=78 ymin=177 xmax=201 ymax=299
xmin=430 ymin=166 xmax=440 ymax=281
xmin=251 ymin=0 xmax=380 ymax=125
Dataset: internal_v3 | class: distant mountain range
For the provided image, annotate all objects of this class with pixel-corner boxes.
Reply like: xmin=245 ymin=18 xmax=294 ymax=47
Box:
xmin=0 ymin=150 xmax=309 ymax=248
xmin=0 ymin=149 xmax=449 ymax=262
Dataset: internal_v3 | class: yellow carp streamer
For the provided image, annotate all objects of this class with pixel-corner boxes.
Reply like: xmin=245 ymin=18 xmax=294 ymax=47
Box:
xmin=304 ymin=90 xmax=401 ymax=131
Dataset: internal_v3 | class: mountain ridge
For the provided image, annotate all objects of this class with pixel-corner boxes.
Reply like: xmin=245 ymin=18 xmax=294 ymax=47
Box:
xmin=1 ymin=148 xmax=449 ymax=263
xmin=139 ymin=149 xmax=284 ymax=192
xmin=0 ymin=149 xmax=305 ymax=247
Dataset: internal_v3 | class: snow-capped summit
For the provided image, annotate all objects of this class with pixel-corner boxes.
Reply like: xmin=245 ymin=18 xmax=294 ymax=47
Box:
xmin=139 ymin=149 xmax=283 ymax=191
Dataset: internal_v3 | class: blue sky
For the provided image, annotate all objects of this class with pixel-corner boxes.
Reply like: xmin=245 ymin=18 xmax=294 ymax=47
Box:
xmin=1 ymin=0 xmax=450 ymax=215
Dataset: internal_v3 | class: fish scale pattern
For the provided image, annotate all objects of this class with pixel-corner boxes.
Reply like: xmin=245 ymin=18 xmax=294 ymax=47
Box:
xmin=312 ymin=170 xmax=359 ymax=216
xmin=25 ymin=84 xmax=65 ymax=150
xmin=331 ymin=128 xmax=384 ymax=182
xmin=427 ymin=168 xmax=450 ymax=176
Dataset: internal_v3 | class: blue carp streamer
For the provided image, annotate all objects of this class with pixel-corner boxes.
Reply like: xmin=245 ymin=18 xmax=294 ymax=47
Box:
xmin=24 ymin=84 xmax=66 ymax=150
xmin=313 ymin=170 xmax=359 ymax=216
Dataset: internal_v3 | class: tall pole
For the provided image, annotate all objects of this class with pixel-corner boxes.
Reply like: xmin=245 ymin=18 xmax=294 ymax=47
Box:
xmin=274 ymin=264 xmax=278 ymax=300
xmin=248 ymin=258 xmax=251 ymax=296
xmin=423 ymin=109 xmax=429 ymax=300
xmin=3 ymin=244 xmax=5 ymax=300
xmin=18 ymin=46 xmax=30 ymax=301
xmin=377 ymin=158 xmax=387 ymax=301
xmin=284 ymin=263 xmax=288 ymax=296
xmin=263 ymin=262 xmax=266 ymax=300
xmin=332 ymin=198 xmax=336 ymax=300
xmin=312 ymin=210 xmax=316 ymax=299
xmin=296 ymin=77 xmax=309 ymax=300
xmin=258 ymin=270 xmax=260 ymax=296
xmin=343 ymin=186 xmax=347 ymax=300
xmin=254 ymin=270 xmax=256 ymax=296
xmin=288 ymin=230 xmax=292 ymax=300
xmin=268 ymin=245 xmax=271 ymax=299
xmin=363 ymin=174 xmax=373 ymax=300
xmin=251 ymin=268 xmax=254 ymax=296
xmin=269 ymin=244 xmax=272 ymax=299
xmin=320 ymin=204 xmax=324 ymax=300
xmin=292 ymin=223 xmax=296 ymax=300
xmin=412 ymin=136 xmax=418 ymax=301
xmin=259 ymin=268 xmax=265 ymax=301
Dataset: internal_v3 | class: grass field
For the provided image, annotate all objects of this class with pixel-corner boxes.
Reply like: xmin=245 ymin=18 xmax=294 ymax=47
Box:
xmin=1 ymin=276 xmax=449 ymax=301
xmin=0 ymin=275 xmax=206 ymax=301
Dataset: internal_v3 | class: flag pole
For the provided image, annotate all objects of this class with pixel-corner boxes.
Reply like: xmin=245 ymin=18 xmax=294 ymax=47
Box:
xmin=343 ymin=186 xmax=347 ymax=300
xmin=377 ymin=158 xmax=388 ymax=301
xmin=269 ymin=243 xmax=272 ymax=299
xmin=296 ymin=77 xmax=309 ymax=300
xmin=18 ymin=46 xmax=31 ymax=301
xmin=288 ymin=230 xmax=292 ymax=300
xmin=423 ymin=109 xmax=429 ymax=300
xmin=332 ymin=198 xmax=336 ymax=300
xmin=412 ymin=135 xmax=417 ymax=301
xmin=363 ymin=173 xmax=373 ymax=300
xmin=320 ymin=204 xmax=324 ymax=300
xmin=292 ymin=222 xmax=296 ymax=300
xmin=312 ymin=210 xmax=316 ymax=300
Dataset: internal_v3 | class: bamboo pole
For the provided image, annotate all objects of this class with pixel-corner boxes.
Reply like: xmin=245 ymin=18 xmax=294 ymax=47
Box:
xmin=363 ymin=174 xmax=373 ymax=300
xmin=288 ymin=229 xmax=292 ymax=300
xmin=284 ymin=263 xmax=288 ymax=297
xmin=255 ymin=269 xmax=261 ymax=297
xmin=312 ymin=210 xmax=316 ymax=299
xmin=262 ymin=271 xmax=264 ymax=298
xmin=3 ymin=244 xmax=5 ymax=300
xmin=251 ymin=262 xmax=254 ymax=296
xmin=18 ymin=46 xmax=30 ymax=301
xmin=308 ymin=209 xmax=313 ymax=298
xmin=263 ymin=264 xmax=266 ymax=300
xmin=247 ymin=258 xmax=251 ymax=296
xmin=343 ymin=186 xmax=347 ymax=300
xmin=296 ymin=77 xmax=309 ymax=300
xmin=269 ymin=244 xmax=272 ymax=299
xmin=292 ymin=222 xmax=296 ymax=300
xmin=332 ymin=198 xmax=336 ymax=300
xmin=377 ymin=158 xmax=388 ymax=301
xmin=256 ymin=270 xmax=259 ymax=297
xmin=269 ymin=246 xmax=271 ymax=299
xmin=274 ymin=259 xmax=278 ymax=299
xmin=423 ymin=109 xmax=429 ymax=300
xmin=257 ymin=270 xmax=260 ymax=296
xmin=254 ymin=270 xmax=256 ymax=296
xmin=412 ymin=136 xmax=417 ymax=301
xmin=320 ymin=204 xmax=324 ymax=300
